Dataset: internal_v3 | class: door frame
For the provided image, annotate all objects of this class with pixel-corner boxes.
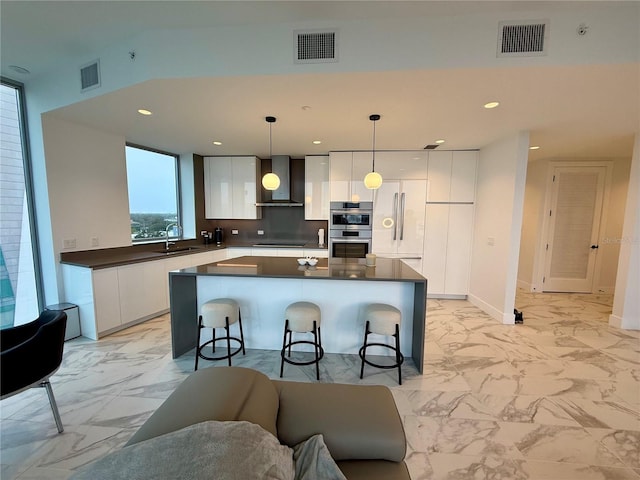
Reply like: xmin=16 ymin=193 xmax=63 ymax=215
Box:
xmin=533 ymin=161 xmax=613 ymax=293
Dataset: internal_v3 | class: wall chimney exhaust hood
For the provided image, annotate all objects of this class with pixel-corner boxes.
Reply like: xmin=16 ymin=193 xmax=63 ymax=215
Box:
xmin=256 ymin=155 xmax=304 ymax=207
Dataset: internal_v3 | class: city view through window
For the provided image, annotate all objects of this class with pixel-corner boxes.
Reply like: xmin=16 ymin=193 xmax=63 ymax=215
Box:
xmin=125 ymin=145 xmax=180 ymax=242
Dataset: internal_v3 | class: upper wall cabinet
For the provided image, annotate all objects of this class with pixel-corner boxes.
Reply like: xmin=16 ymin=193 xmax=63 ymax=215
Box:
xmin=329 ymin=152 xmax=374 ymax=203
xmin=204 ymin=156 xmax=262 ymax=219
xmin=427 ymin=151 xmax=478 ymax=203
xmin=374 ymin=151 xmax=428 ymax=180
xmin=305 ymin=155 xmax=330 ymax=220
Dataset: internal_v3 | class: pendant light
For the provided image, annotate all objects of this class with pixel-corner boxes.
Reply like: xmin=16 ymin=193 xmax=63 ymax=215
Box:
xmin=262 ymin=116 xmax=281 ymax=191
xmin=364 ymin=114 xmax=383 ymax=190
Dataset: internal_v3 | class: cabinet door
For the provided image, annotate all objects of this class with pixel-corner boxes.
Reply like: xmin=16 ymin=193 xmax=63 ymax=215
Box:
xmin=375 ymin=151 xmax=428 ymax=180
xmin=352 ymin=151 xmax=374 ymax=202
xmin=397 ymin=180 xmax=427 ymax=255
xmin=118 ymin=261 xmax=166 ymax=324
xmin=450 ymin=151 xmax=477 ymax=203
xmin=423 ymin=204 xmax=449 ymax=295
xmin=305 ymin=155 xmax=330 ymax=220
xmin=329 ymin=152 xmax=352 ymax=201
xmin=204 ymin=157 xmax=233 ymax=219
xmin=426 ymin=151 xmax=452 ymax=202
xmin=250 ymin=248 xmax=280 ymax=257
xmin=372 ymin=180 xmax=400 ymax=254
xmin=93 ymin=268 xmax=122 ymax=334
xmin=444 ymin=205 xmax=474 ymax=295
xmin=232 ymin=156 xmax=259 ymax=219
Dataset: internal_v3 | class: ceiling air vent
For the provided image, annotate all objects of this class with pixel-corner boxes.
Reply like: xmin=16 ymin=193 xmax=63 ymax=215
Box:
xmin=80 ymin=59 xmax=101 ymax=92
xmin=294 ymin=30 xmax=338 ymax=64
xmin=424 ymin=144 xmax=440 ymax=150
xmin=497 ymin=20 xmax=548 ymax=57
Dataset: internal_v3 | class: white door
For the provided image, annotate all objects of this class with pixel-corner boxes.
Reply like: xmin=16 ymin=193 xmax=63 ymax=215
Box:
xmin=372 ymin=180 xmax=400 ymax=254
xmin=543 ymin=166 xmax=607 ymax=293
xmin=396 ymin=180 xmax=427 ymax=256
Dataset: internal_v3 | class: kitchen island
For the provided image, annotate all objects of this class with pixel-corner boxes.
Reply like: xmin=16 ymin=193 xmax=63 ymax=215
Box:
xmin=169 ymin=256 xmax=427 ymax=372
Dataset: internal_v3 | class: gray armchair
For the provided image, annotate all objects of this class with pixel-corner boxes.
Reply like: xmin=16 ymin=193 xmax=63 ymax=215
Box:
xmin=1 ymin=310 xmax=67 ymax=433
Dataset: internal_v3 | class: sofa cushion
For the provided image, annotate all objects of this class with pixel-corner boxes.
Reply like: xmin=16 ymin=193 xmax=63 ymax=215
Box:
xmin=274 ymin=380 xmax=406 ymax=462
xmin=126 ymin=366 xmax=279 ymax=446
xmin=73 ymin=421 xmax=295 ymax=480
xmin=337 ymin=460 xmax=412 ymax=480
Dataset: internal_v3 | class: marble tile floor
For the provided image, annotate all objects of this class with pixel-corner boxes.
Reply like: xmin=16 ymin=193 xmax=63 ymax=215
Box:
xmin=1 ymin=291 xmax=638 ymax=479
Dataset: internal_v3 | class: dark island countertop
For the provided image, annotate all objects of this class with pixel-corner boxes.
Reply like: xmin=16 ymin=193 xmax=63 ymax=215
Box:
xmin=173 ymin=256 xmax=426 ymax=283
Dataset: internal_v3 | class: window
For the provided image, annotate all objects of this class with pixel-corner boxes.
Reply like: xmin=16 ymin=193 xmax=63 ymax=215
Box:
xmin=125 ymin=145 xmax=181 ymax=242
xmin=0 ymin=80 xmax=42 ymax=327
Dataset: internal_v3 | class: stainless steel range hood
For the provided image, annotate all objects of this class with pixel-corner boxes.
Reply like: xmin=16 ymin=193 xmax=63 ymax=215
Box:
xmin=256 ymin=155 xmax=304 ymax=207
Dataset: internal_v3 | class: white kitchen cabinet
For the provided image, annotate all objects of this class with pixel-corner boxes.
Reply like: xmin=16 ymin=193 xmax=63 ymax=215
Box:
xmin=118 ymin=261 xmax=167 ymax=325
xmin=427 ymin=151 xmax=477 ymax=203
xmin=423 ymin=204 xmax=474 ymax=297
xmin=374 ymin=151 xmax=428 ymax=180
xmin=329 ymin=152 xmax=374 ymax=203
xmin=304 ymin=248 xmax=328 ymax=258
xmin=372 ymin=180 xmax=426 ymax=269
xmin=305 ymin=155 xmax=330 ymax=220
xmin=204 ymin=156 xmax=262 ymax=219
xmin=92 ymin=268 xmax=122 ymax=335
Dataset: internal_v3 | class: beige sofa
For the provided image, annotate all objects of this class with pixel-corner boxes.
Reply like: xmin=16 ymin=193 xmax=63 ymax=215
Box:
xmin=126 ymin=366 xmax=410 ymax=480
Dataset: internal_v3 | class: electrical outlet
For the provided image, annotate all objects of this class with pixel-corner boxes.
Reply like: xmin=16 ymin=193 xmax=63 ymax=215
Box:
xmin=90 ymin=236 xmax=99 ymax=247
xmin=232 ymin=229 xmax=239 ymax=235
xmin=257 ymin=230 xmax=264 ymax=235
xmin=200 ymin=230 xmax=208 ymax=236
xmin=63 ymin=238 xmax=76 ymax=249
xmin=487 ymin=236 xmax=495 ymax=246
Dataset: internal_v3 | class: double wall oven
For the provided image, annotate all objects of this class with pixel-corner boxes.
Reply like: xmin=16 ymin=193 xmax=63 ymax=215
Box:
xmin=329 ymin=202 xmax=373 ymax=259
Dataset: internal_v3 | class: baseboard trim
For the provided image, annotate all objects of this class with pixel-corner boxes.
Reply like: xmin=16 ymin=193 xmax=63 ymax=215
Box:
xmin=468 ymin=294 xmax=514 ymax=324
xmin=609 ymin=314 xmax=623 ymax=328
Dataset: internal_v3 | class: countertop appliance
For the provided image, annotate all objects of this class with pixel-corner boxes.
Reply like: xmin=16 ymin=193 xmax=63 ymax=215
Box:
xmin=214 ymin=227 xmax=224 ymax=245
xmin=329 ymin=202 xmax=373 ymax=258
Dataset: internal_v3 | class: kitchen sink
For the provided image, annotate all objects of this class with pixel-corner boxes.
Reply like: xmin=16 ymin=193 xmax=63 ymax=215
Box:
xmin=154 ymin=246 xmax=203 ymax=254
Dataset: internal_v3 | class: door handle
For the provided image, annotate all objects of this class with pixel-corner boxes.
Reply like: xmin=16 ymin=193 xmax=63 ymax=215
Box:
xmin=590 ymin=245 xmax=599 ymax=249
xmin=392 ymin=193 xmax=398 ymax=241
xmin=399 ymin=192 xmax=406 ymax=241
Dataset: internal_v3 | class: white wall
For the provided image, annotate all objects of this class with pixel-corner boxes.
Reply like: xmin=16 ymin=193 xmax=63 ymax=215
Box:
xmin=42 ymin=116 xmax=131 ymax=300
xmin=469 ymin=132 xmax=529 ymax=324
xmin=610 ymin=134 xmax=639 ymax=330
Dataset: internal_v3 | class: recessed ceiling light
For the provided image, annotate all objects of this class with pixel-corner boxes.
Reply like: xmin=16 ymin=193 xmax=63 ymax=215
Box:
xmin=137 ymin=109 xmax=152 ymax=116
xmin=9 ymin=65 xmax=30 ymax=75
xmin=435 ymin=139 xmax=445 ymax=144
xmin=484 ymin=101 xmax=500 ymax=109
xmin=529 ymin=145 xmax=540 ymax=150
xmin=213 ymin=141 xmax=222 ymax=146
xmin=312 ymin=140 xmax=322 ymax=145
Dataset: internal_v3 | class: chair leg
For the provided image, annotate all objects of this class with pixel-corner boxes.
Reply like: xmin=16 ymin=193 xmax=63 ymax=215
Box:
xmin=279 ymin=319 xmax=289 ymax=378
xmin=360 ymin=321 xmax=370 ymax=379
xmin=225 ymin=317 xmax=232 ymax=367
xmin=395 ymin=323 xmax=402 ymax=385
xmin=42 ymin=380 xmax=63 ymax=433
xmin=313 ymin=320 xmax=320 ymax=381
xmin=238 ymin=309 xmax=246 ymax=355
xmin=195 ymin=316 xmax=203 ymax=371
xmin=212 ymin=327 xmax=216 ymax=354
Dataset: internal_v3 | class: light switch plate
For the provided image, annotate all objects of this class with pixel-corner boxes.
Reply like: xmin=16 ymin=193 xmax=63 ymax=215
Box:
xmin=232 ymin=229 xmax=239 ymax=235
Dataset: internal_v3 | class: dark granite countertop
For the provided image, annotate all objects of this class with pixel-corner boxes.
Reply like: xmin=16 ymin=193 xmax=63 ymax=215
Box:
xmin=60 ymin=241 xmax=327 ymax=269
xmin=173 ymin=256 xmax=426 ymax=283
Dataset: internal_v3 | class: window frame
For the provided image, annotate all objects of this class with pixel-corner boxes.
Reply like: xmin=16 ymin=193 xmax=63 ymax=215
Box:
xmin=125 ymin=143 xmax=182 ymax=244
xmin=0 ymin=76 xmax=45 ymax=313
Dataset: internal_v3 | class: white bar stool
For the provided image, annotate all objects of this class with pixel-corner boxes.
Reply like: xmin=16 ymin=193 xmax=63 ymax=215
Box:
xmin=195 ymin=298 xmax=245 ymax=370
xmin=359 ymin=303 xmax=404 ymax=385
xmin=280 ymin=301 xmax=324 ymax=380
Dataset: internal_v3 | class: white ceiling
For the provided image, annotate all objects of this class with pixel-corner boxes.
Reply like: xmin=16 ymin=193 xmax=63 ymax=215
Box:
xmin=2 ymin=1 xmax=638 ymax=161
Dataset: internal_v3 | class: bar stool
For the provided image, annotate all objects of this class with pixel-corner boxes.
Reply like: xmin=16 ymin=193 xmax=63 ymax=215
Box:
xmin=195 ymin=298 xmax=245 ymax=371
xmin=359 ymin=303 xmax=404 ymax=385
xmin=280 ymin=301 xmax=324 ymax=380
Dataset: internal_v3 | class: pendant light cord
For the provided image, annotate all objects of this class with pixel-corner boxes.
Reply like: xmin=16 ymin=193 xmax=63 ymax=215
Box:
xmin=372 ymin=118 xmax=376 ymax=171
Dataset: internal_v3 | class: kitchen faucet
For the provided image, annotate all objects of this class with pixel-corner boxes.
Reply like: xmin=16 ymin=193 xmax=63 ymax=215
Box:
xmin=165 ymin=223 xmax=182 ymax=251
